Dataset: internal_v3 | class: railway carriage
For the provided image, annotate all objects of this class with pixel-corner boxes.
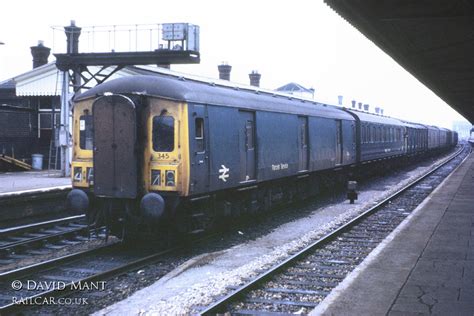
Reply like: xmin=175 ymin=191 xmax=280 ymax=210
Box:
xmin=346 ymin=110 xmax=405 ymax=163
xmin=402 ymin=121 xmax=427 ymax=155
xmin=439 ymin=127 xmax=450 ymax=149
xmin=427 ymin=125 xmax=441 ymax=150
xmin=68 ymin=75 xmax=357 ymax=238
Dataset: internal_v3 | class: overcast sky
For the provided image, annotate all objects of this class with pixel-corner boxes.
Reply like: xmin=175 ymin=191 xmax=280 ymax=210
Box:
xmin=0 ymin=0 xmax=469 ymax=128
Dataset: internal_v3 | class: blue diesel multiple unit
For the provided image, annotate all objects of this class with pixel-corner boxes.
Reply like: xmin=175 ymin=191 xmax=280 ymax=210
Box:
xmin=66 ymin=74 xmax=457 ymax=239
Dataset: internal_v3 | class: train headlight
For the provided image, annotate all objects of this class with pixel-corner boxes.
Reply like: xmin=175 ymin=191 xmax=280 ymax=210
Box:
xmin=73 ymin=167 xmax=82 ymax=182
xmin=151 ymin=170 xmax=161 ymax=186
xmin=165 ymin=170 xmax=175 ymax=186
xmin=87 ymin=167 xmax=94 ymax=184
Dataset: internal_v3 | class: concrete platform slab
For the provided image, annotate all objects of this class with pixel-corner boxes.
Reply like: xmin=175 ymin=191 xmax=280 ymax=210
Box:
xmin=0 ymin=170 xmax=70 ymax=196
xmin=312 ymin=151 xmax=474 ymax=316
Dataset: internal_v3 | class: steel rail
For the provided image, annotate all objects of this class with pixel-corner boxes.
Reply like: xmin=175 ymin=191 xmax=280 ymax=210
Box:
xmin=0 ymin=226 xmax=89 ymax=254
xmin=0 ymin=215 xmax=86 ymax=238
xmin=0 ymin=242 xmax=119 ymax=282
xmin=199 ymin=145 xmax=468 ymax=315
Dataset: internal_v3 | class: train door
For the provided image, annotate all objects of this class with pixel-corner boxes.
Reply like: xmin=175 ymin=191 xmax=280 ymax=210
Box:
xmin=239 ymin=111 xmax=256 ymax=181
xmin=298 ymin=116 xmax=309 ymax=171
xmin=92 ymin=95 xmax=137 ymax=198
xmin=191 ymin=105 xmax=209 ymax=192
xmin=335 ymin=120 xmax=343 ymax=165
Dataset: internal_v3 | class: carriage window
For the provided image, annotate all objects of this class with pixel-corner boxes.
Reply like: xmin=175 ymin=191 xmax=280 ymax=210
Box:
xmin=79 ymin=115 xmax=93 ymax=150
xmin=195 ymin=118 xmax=205 ymax=152
xmin=153 ymin=116 xmax=174 ymax=152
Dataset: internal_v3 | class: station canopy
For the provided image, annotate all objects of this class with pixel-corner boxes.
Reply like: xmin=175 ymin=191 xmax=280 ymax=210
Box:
xmin=325 ymin=0 xmax=474 ymax=124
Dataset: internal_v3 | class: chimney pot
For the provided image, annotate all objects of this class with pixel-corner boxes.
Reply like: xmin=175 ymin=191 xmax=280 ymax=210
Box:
xmin=249 ymin=70 xmax=261 ymax=87
xmin=363 ymin=104 xmax=369 ymax=111
xmin=337 ymin=95 xmax=343 ymax=106
xmin=30 ymin=41 xmax=51 ymax=68
xmin=358 ymin=102 xmax=363 ymax=110
xmin=351 ymin=100 xmax=356 ymax=108
xmin=218 ymin=63 xmax=232 ymax=81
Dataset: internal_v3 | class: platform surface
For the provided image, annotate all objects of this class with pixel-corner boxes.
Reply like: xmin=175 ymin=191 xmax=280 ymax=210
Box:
xmin=312 ymin=150 xmax=474 ymax=315
xmin=0 ymin=170 xmax=71 ymax=195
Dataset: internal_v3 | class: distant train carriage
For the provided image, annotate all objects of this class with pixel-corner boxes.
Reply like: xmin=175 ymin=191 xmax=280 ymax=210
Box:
xmin=402 ymin=121 xmax=427 ymax=155
xmin=439 ymin=127 xmax=450 ymax=148
xmin=453 ymin=131 xmax=459 ymax=146
xmin=346 ymin=110 xmax=405 ymax=163
xmin=427 ymin=126 xmax=440 ymax=150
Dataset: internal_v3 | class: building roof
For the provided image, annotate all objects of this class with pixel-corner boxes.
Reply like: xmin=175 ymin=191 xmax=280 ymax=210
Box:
xmin=0 ymin=63 xmax=163 ymax=97
xmin=0 ymin=79 xmax=15 ymax=90
xmin=276 ymin=82 xmax=314 ymax=94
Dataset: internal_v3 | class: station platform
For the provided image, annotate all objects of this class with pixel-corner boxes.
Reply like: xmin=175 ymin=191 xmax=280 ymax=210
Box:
xmin=0 ymin=170 xmax=70 ymax=196
xmin=312 ymin=151 xmax=474 ymax=315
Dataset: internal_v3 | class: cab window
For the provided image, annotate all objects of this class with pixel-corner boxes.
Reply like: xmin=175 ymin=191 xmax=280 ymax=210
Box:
xmin=153 ymin=116 xmax=174 ymax=152
xmin=79 ymin=115 xmax=93 ymax=150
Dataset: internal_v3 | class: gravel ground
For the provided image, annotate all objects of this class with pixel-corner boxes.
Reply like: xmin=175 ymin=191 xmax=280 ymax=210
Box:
xmin=91 ymin=152 xmax=455 ymax=315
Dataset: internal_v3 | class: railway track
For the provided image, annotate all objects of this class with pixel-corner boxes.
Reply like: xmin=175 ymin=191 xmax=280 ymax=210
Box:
xmin=0 ymin=215 xmax=102 ymax=263
xmin=0 ymin=239 xmax=176 ymax=314
xmin=198 ymin=145 xmax=470 ymax=315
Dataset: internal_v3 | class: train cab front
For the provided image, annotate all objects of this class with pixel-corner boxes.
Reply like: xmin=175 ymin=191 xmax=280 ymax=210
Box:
xmin=67 ymin=100 xmax=94 ymax=216
xmin=141 ymin=98 xmax=190 ymax=233
xmin=68 ymin=92 xmax=189 ymax=239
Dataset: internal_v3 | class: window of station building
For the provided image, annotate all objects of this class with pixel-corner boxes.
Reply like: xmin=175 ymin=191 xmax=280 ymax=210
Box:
xmin=37 ymin=96 xmax=60 ymax=138
xmin=38 ymin=97 xmax=60 ymax=110
xmin=153 ymin=116 xmax=175 ymax=152
xmin=79 ymin=115 xmax=93 ymax=150
xmin=195 ymin=118 xmax=205 ymax=152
